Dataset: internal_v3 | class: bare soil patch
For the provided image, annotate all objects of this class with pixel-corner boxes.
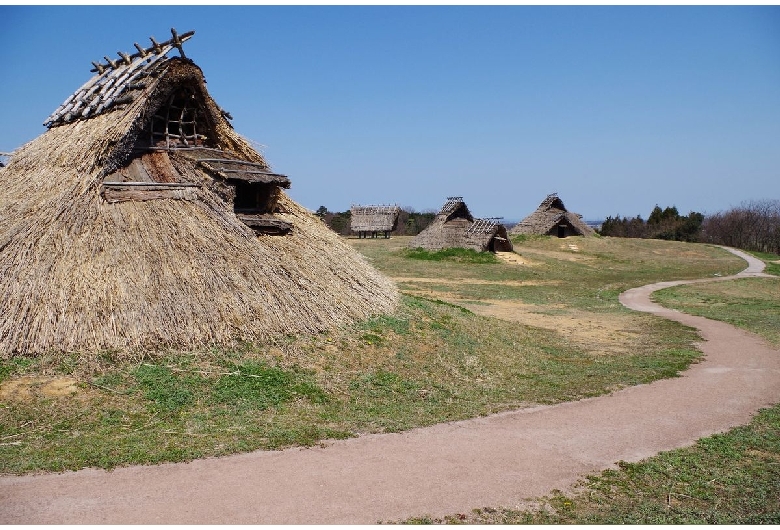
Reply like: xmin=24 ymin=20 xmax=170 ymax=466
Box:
xmin=393 ymin=275 xmax=644 ymax=357
xmin=392 ymin=276 xmax=558 ymax=288
xmin=518 ymin=247 xmax=595 ymax=262
xmin=495 ymin=251 xmax=540 ymax=266
xmin=465 ymin=300 xmax=646 ymax=356
xmin=0 ymin=376 xmax=78 ymax=401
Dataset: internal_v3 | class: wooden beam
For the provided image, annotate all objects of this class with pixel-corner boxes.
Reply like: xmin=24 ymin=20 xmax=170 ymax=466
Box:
xmin=101 ymin=185 xmax=198 ymax=204
xmin=90 ymin=29 xmax=195 ymax=73
xmin=196 ymin=158 xmax=268 ymax=168
xmin=236 ymin=214 xmax=293 ymax=236
xmin=102 ymin=181 xmax=200 ymax=187
xmin=220 ymin=169 xmax=287 ymax=177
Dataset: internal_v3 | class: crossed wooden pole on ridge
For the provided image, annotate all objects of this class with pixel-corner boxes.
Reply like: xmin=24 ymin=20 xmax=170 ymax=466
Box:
xmin=90 ymin=28 xmax=195 ymax=74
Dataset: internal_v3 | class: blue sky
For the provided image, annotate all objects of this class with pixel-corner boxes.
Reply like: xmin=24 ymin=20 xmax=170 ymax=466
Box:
xmin=1 ymin=6 xmax=778 ymax=221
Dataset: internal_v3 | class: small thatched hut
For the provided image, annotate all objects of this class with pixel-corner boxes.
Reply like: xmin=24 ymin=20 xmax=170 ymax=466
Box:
xmin=0 ymin=29 xmax=398 ymax=357
xmin=350 ymin=204 xmax=400 ymax=239
xmin=409 ymin=197 xmax=513 ymax=252
xmin=510 ymin=193 xmax=594 ymax=237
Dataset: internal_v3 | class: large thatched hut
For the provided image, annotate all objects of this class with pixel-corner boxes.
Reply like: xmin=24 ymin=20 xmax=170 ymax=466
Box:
xmin=0 ymin=29 xmax=398 ymax=357
xmin=510 ymin=193 xmax=594 ymax=237
xmin=350 ymin=204 xmax=400 ymax=238
xmin=409 ymin=197 xmax=513 ymax=252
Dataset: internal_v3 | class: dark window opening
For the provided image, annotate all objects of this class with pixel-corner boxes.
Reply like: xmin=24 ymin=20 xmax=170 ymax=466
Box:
xmin=490 ymin=237 xmax=513 ymax=252
xmin=233 ymin=181 xmax=279 ymax=214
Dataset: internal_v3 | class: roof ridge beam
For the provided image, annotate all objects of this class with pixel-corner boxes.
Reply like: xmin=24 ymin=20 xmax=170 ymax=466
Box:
xmin=90 ymin=29 xmax=195 ymax=74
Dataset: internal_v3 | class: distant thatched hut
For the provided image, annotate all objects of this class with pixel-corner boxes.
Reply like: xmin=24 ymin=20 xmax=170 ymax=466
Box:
xmin=510 ymin=193 xmax=594 ymax=237
xmin=0 ymin=29 xmax=398 ymax=357
xmin=350 ymin=204 xmax=400 ymax=239
xmin=409 ymin=197 xmax=513 ymax=252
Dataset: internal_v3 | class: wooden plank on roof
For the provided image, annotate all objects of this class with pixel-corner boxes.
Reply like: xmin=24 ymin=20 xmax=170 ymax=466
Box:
xmin=196 ymin=158 xmax=267 ymax=168
xmin=102 ymin=181 xmax=200 ymax=187
xmin=236 ymin=214 xmax=293 ymax=235
xmin=100 ymin=183 xmax=198 ymax=203
xmin=198 ymin=160 xmax=291 ymax=188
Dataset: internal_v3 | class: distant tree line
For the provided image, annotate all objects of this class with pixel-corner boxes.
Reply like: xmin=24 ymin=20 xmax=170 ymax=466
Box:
xmin=599 ymin=200 xmax=780 ymax=254
xmin=315 ymin=206 xmax=437 ymax=237
xmin=699 ymin=199 xmax=780 ymax=254
xmin=599 ymin=205 xmax=704 ymax=242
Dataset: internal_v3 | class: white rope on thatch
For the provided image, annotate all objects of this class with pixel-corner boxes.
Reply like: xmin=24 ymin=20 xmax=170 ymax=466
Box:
xmin=466 ymin=217 xmax=503 ymax=235
xmin=440 ymin=196 xmax=464 ymax=214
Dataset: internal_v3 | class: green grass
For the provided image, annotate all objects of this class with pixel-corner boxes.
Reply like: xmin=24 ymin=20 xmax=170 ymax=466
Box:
xmin=0 ymin=237 xmax=748 ymax=474
xmin=765 ymin=262 xmax=780 ymax=276
xmin=211 ymin=361 xmax=327 ymax=409
xmin=749 ymin=250 xmax=780 ymax=276
xmin=653 ymin=277 xmax=780 ymax=346
xmin=404 ymin=247 xmax=499 ymax=264
xmin=510 ymin=234 xmax=549 ymax=243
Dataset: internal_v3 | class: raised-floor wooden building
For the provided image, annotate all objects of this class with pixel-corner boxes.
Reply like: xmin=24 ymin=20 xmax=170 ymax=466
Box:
xmin=350 ymin=204 xmax=400 ymax=239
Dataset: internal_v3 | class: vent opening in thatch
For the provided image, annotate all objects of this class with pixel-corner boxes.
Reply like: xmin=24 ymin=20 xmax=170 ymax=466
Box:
xmin=149 ymin=85 xmax=212 ymax=149
xmin=233 ymin=180 xmax=276 ymax=213
xmin=231 ymin=181 xmax=291 ymax=235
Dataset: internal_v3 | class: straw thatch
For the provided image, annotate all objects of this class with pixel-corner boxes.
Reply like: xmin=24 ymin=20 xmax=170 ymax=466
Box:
xmin=350 ymin=204 xmax=400 ymax=238
xmin=0 ymin=30 xmax=398 ymax=358
xmin=509 ymin=193 xmax=594 ymax=237
xmin=409 ymin=197 xmax=513 ymax=252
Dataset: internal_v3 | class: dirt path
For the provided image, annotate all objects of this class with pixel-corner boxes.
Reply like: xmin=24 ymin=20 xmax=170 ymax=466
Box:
xmin=1 ymin=248 xmax=778 ymax=524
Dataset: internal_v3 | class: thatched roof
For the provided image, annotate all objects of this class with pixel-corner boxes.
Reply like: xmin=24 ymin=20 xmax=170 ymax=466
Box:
xmin=509 ymin=193 xmax=594 ymax=237
xmin=409 ymin=197 xmax=513 ymax=252
xmin=0 ymin=29 xmax=398 ymax=358
xmin=350 ymin=205 xmax=400 ymax=232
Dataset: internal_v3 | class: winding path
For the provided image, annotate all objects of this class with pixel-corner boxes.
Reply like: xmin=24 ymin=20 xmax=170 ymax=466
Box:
xmin=1 ymin=248 xmax=778 ymax=524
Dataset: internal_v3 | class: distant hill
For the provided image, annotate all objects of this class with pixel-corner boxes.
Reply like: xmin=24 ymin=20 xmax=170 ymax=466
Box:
xmin=584 ymin=220 xmax=604 ymax=231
